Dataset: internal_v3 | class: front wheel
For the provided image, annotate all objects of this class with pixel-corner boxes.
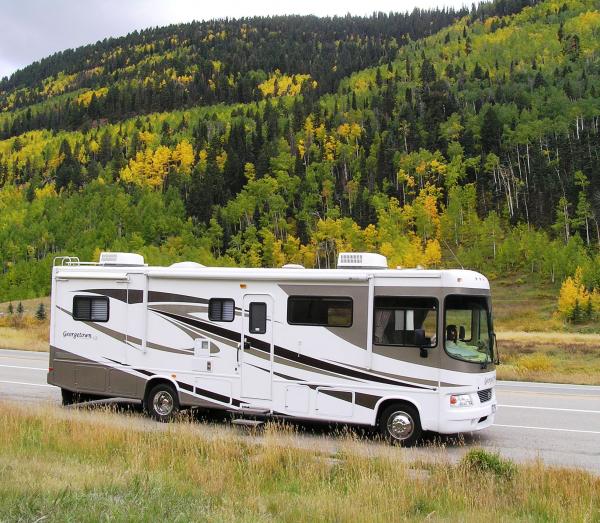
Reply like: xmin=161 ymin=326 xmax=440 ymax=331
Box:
xmin=379 ymin=403 xmax=422 ymax=446
xmin=144 ymin=383 xmax=180 ymax=422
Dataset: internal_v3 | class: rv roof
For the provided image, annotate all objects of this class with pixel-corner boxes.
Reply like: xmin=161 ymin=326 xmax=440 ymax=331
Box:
xmin=54 ymin=263 xmax=489 ymax=290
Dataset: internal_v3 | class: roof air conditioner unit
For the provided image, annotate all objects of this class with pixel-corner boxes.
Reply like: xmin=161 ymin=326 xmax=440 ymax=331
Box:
xmin=99 ymin=252 xmax=145 ymax=267
xmin=170 ymin=262 xmax=206 ymax=268
xmin=336 ymin=252 xmax=388 ymax=270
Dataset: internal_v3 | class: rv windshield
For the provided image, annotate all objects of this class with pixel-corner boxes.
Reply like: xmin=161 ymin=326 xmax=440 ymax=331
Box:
xmin=444 ymin=295 xmax=493 ymax=364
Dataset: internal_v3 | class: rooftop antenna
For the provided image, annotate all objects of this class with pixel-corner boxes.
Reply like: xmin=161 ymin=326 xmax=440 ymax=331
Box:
xmin=442 ymin=239 xmax=464 ymax=270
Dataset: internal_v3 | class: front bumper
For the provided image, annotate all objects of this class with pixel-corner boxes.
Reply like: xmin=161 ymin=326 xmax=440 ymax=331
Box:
xmin=438 ymin=400 xmax=497 ymax=434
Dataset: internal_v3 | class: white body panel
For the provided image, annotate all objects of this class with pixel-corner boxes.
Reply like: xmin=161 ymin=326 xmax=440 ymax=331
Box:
xmin=48 ymin=261 xmax=497 ymax=434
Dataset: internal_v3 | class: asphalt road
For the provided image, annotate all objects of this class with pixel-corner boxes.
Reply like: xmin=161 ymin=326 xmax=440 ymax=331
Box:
xmin=1 ymin=349 xmax=599 ymax=474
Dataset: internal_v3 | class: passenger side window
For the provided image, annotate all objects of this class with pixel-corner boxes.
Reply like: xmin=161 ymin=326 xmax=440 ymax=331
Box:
xmin=73 ymin=296 xmax=109 ymax=322
xmin=373 ymin=297 xmax=437 ymax=347
xmin=249 ymin=302 xmax=267 ymax=334
xmin=287 ymin=296 xmax=353 ymax=327
xmin=208 ymin=298 xmax=235 ymax=322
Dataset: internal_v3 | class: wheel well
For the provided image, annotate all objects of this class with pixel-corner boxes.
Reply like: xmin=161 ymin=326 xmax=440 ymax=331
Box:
xmin=143 ymin=377 xmax=178 ymax=403
xmin=375 ymin=398 xmax=420 ymax=425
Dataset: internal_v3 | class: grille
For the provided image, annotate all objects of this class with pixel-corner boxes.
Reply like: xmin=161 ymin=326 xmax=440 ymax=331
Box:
xmin=477 ymin=388 xmax=492 ymax=403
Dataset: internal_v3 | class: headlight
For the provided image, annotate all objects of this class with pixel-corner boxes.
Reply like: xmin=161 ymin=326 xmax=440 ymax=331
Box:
xmin=449 ymin=394 xmax=473 ymax=407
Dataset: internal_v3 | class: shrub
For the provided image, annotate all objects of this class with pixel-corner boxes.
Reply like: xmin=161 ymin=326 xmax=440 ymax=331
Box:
xmin=517 ymin=353 xmax=554 ymax=372
xmin=461 ymin=448 xmax=515 ymax=479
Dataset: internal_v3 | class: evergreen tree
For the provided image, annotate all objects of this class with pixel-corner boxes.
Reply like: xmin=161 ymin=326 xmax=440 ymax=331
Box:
xmin=35 ymin=303 xmax=47 ymax=321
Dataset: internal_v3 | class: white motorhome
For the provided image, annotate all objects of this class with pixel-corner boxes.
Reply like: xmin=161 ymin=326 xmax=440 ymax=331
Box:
xmin=48 ymin=251 xmax=498 ymax=445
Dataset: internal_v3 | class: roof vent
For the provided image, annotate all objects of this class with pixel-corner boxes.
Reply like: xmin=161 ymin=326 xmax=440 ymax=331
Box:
xmin=337 ymin=252 xmax=388 ymax=270
xmin=99 ymin=252 xmax=145 ymax=266
xmin=282 ymin=263 xmax=305 ymax=269
xmin=170 ymin=261 xmax=206 ymax=269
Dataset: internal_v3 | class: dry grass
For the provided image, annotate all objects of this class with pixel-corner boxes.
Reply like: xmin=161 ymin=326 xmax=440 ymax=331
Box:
xmin=0 ymin=297 xmax=50 ymax=352
xmin=0 ymin=401 xmax=598 ymax=522
xmin=496 ymin=333 xmax=600 ymax=385
xmin=0 ymin=321 xmax=49 ymax=352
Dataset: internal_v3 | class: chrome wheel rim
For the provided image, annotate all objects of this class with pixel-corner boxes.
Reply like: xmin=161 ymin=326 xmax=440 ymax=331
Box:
xmin=153 ymin=391 xmax=174 ymax=416
xmin=386 ymin=411 xmax=414 ymax=440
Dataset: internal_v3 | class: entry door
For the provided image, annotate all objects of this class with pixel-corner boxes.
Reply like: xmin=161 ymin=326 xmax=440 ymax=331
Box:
xmin=241 ymin=294 xmax=274 ymax=400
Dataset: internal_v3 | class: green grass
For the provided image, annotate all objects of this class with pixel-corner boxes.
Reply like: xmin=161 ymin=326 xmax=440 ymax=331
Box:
xmin=0 ymin=402 xmax=598 ymax=522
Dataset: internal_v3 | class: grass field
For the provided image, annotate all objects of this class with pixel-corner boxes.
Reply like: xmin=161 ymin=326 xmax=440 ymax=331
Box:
xmin=0 ymin=402 xmax=598 ymax=522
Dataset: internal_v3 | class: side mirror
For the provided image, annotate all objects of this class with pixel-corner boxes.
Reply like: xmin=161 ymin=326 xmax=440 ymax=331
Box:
xmin=493 ymin=332 xmax=500 ymax=365
xmin=414 ymin=329 xmax=427 ymax=358
xmin=459 ymin=325 xmax=466 ymax=340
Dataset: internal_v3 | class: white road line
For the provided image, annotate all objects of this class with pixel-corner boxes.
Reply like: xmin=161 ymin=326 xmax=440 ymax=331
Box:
xmin=499 ymin=404 xmax=600 ymax=414
xmin=0 ymin=380 xmax=55 ymax=388
xmin=493 ymin=424 xmax=600 ymax=435
xmin=497 ymin=381 xmax=600 ymax=392
xmin=0 ymin=364 xmax=47 ymax=371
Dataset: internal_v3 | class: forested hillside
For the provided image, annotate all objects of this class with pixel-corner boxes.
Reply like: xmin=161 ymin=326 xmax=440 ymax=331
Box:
xmin=1 ymin=0 xmax=599 ymax=322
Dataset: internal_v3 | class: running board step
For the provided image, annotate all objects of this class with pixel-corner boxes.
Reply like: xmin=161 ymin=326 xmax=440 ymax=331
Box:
xmin=238 ymin=407 xmax=270 ymax=415
xmin=232 ymin=419 xmax=265 ymax=427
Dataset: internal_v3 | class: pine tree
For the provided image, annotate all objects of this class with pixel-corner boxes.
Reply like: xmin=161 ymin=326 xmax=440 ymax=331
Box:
xmin=36 ymin=303 xmax=47 ymax=321
xmin=16 ymin=302 xmax=24 ymax=316
xmin=571 ymin=299 xmax=582 ymax=323
xmin=585 ymin=296 xmax=593 ymax=321
xmin=7 ymin=303 xmax=13 ymax=315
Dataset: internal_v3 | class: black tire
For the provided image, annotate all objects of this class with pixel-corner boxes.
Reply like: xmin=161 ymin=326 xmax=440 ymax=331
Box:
xmin=144 ymin=383 xmax=180 ymax=422
xmin=61 ymin=388 xmax=76 ymax=406
xmin=379 ymin=403 xmax=422 ymax=447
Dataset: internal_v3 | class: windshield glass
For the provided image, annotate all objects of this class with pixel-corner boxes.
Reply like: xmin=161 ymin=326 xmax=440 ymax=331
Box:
xmin=444 ymin=295 xmax=493 ymax=364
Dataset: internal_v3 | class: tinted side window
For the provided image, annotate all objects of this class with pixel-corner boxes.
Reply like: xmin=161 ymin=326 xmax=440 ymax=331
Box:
xmin=373 ymin=296 xmax=437 ymax=347
xmin=73 ymin=296 xmax=109 ymax=322
xmin=208 ymin=299 xmax=235 ymax=322
xmin=249 ymin=302 xmax=267 ymax=334
xmin=287 ymin=297 xmax=352 ymax=327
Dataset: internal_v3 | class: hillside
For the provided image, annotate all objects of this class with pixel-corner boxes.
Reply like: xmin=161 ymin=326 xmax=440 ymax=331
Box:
xmin=0 ymin=0 xmax=599 ymax=329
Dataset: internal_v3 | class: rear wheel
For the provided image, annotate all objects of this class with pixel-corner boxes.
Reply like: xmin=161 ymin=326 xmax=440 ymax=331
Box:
xmin=145 ymin=383 xmax=180 ymax=422
xmin=379 ymin=403 xmax=422 ymax=447
xmin=61 ymin=388 xmax=76 ymax=406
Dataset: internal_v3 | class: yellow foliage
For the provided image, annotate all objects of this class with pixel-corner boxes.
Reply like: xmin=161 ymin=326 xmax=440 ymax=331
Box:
xmin=34 ymin=185 xmax=57 ymax=200
xmin=197 ymin=150 xmax=208 ymax=173
xmin=244 ymin=162 xmax=256 ymax=182
xmin=557 ymin=267 xmax=597 ymax=321
xmin=423 ymin=239 xmax=442 ymax=267
xmin=172 ymin=140 xmax=194 ymax=176
xmin=138 ymin=131 xmax=156 ymax=145
xmin=42 ymin=72 xmax=77 ymax=97
xmin=258 ymin=70 xmax=312 ymax=98
xmin=216 ymin=151 xmax=228 ymax=172
xmin=120 ymin=146 xmax=172 ymax=189
xmin=76 ymin=87 xmax=108 ymax=107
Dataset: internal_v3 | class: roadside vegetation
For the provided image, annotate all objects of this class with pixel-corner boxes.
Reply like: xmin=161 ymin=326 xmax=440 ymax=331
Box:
xmin=0 ymin=402 xmax=598 ymax=522
xmin=0 ymin=297 xmax=49 ymax=352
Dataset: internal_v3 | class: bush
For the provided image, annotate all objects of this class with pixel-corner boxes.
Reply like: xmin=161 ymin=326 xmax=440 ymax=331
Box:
xmin=517 ymin=353 xmax=554 ymax=372
xmin=461 ymin=449 xmax=515 ymax=479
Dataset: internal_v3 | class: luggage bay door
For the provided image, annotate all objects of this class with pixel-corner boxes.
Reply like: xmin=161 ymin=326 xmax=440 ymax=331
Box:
xmin=241 ymin=294 xmax=274 ymax=401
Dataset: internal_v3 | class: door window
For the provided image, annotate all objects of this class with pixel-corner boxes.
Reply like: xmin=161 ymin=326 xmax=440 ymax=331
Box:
xmin=249 ymin=302 xmax=267 ymax=334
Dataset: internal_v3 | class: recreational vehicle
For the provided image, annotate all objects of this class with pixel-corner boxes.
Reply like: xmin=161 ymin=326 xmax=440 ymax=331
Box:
xmin=48 ymin=252 xmax=498 ymax=445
